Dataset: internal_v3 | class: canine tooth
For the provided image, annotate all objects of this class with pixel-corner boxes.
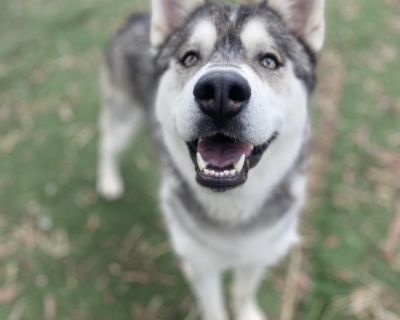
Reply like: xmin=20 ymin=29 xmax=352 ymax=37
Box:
xmin=230 ymin=169 xmax=236 ymax=176
xmin=234 ymin=154 xmax=246 ymax=173
xmin=196 ymin=153 xmax=208 ymax=171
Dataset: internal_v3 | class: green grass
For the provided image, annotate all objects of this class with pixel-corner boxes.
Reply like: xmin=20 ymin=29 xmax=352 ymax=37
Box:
xmin=1 ymin=0 xmax=399 ymax=319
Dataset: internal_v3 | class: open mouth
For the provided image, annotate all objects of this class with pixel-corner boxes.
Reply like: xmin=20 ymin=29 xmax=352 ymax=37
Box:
xmin=187 ymin=133 xmax=278 ymax=191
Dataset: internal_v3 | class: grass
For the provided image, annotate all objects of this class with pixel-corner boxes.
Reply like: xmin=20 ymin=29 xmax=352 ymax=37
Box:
xmin=0 ymin=0 xmax=399 ymax=319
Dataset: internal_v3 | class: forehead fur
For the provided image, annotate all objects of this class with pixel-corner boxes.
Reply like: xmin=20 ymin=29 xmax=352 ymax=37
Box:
xmin=240 ymin=19 xmax=276 ymax=53
xmin=156 ymin=3 xmax=317 ymax=91
xmin=188 ymin=19 xmax=218 ymax=52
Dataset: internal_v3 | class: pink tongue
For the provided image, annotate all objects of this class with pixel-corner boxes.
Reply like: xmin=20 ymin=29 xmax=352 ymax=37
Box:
xmin=197 ymin=136 xmax=253 ymax=168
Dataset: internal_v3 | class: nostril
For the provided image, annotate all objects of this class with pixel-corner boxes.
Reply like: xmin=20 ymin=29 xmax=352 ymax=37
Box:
xmin=228 ymin=83 xmax=251 ymax=103
xmin=194 ymin=82 xmax=215 ymax=102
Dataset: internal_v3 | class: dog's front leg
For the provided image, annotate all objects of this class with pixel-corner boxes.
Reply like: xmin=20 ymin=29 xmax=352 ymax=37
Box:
xmin=182 ymin=261 xmax=228 ymax=320
xmin=97 ymin=68 xmax=143 ymax=200
xmin=232 ymin=266 xmax=267 ymax=320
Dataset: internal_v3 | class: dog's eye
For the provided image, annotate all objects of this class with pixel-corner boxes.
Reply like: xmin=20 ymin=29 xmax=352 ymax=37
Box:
xmin=259 ymin=53 xmax=281 ymax=70
xmin=180 ymin=51 xmax=200 ymax=68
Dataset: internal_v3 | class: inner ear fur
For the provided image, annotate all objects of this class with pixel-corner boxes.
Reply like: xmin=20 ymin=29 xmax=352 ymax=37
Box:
xmin=151 ymin=0 xmax=205 ymax=47
xmin=268 ymin=0 xmax=326 ymax=52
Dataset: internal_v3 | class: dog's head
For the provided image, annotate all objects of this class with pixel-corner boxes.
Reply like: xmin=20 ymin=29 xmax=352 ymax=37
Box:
xmin=151 ymin=0 xmax=325 ymax=191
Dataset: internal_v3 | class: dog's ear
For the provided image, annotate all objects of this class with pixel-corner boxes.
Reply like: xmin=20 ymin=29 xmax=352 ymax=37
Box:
xmin=268 ymin=0 xmax=325 ymax=52
xmin=151 ymin=0 xmax=205 ymax=48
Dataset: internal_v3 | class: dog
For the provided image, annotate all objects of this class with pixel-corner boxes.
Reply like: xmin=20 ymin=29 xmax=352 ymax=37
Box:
xmin=97 ymin=0 xmax=325 ymax=319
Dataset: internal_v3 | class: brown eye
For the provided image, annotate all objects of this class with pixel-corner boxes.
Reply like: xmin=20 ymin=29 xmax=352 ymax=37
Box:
xmin=180 ymin=51 xmax=200 ymax=67
xmin=260 ymin=53 xmax=281 ymax=70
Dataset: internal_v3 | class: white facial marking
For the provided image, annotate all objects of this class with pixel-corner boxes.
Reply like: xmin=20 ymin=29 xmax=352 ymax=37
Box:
xmin=188 ymin=19 xmax=217 ymax=53
xmin=240 ymin=19 xmax=275 ymax=54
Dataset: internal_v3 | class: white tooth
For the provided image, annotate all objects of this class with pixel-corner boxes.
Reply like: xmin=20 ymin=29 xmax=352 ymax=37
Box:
xmin=215 ymin=172 xmax=220 ymax=177
xmin=234 ymin=154 xmax=246 ymax=173
xmin=204 ymin=169 xmax=210 ymax=175
xmin=196 ymin=152 xmax=208 ymax=171
xmin=230 ymin=169 xmax=236 ymax=176
xmin=224 ymin=170 xmax=229 ymax=177
xmin=210 ymin=170 xmax=215 ymax=176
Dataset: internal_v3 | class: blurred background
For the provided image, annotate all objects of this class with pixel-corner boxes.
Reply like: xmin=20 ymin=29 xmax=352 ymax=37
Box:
xmin=0 ymin=0 xmax=399 ymax=319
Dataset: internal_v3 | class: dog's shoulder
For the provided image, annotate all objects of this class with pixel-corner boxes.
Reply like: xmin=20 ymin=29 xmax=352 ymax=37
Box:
xmin=105 ymin=13 xmax=159 ymax=106
xmin=107 ymin=13 xmax=151 ymax=59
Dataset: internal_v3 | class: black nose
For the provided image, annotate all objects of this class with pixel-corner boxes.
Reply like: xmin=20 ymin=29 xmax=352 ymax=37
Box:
xmin=193 ymin=71 xmax=251 ymax=122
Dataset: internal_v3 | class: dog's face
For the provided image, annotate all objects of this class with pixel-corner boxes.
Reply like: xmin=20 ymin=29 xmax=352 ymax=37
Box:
xmin=152 ymin=0 xmax=325 ymax=191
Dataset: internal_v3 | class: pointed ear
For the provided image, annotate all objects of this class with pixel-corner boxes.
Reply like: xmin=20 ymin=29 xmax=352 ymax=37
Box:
xmin=151 ymin=0 xmax=205 ymax=48
xmin=268 ymin=0 xmax=326 ymax=52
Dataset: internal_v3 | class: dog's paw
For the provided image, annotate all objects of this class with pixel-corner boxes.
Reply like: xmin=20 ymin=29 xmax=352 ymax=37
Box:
xmin=97 ymin=172 xmax=124 ymax=201
xmin=235 ymin=304 xmax=267 ymax=320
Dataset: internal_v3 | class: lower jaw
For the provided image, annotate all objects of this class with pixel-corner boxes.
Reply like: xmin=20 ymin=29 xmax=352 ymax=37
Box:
xmin=195 ymin=167 xmax=248 ymax=191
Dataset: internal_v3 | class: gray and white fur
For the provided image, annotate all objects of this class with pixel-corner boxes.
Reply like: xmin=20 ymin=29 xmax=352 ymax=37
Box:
xmin=97 ymin=0 xmax=325 ymax=319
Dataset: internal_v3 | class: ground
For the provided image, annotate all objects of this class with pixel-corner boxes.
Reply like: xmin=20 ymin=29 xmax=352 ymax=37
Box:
xmin=0 ymin=0 xmax=399 ymax=319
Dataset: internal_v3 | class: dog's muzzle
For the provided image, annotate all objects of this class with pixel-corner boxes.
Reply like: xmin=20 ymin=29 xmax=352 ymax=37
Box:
xmin=187 ymin=71 xmax=278 ymax=191
xmin=185 ymin=70 xmax=278 ymax=191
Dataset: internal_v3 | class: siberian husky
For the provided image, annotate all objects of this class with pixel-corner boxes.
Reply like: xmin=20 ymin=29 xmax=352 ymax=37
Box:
xmin=97 ymin=0 xmax=325 ymax=319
